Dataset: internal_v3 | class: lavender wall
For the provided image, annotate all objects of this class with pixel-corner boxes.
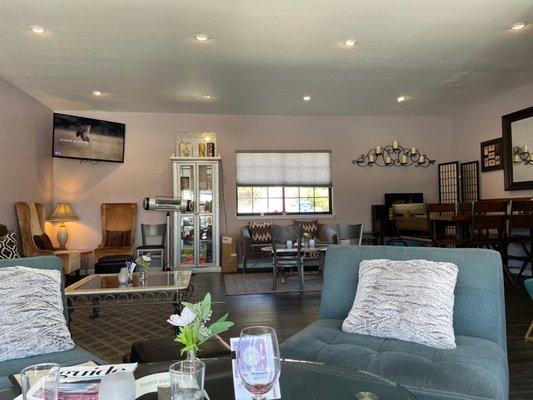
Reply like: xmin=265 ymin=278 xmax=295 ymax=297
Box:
xmin=0 ymin=77 xmax=53 ymax=232
xmin=451 ymin=83 xmax=533 ymax=198
xmin=51 ymin=111 xmax=451 ymax=250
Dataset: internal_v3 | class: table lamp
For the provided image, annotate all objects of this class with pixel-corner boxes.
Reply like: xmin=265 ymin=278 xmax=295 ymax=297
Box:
xmin=49 ymin=203 xmax=79 ymax=249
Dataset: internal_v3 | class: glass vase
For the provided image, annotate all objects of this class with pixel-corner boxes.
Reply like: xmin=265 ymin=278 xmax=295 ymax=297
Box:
xmin=139 ymin=269 xmax=147 ymax=286
xmin=186 ymin=349 xmax=197 ymax=360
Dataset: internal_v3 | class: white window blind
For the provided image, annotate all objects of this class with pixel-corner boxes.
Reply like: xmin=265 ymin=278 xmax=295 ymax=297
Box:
xmin=236 ymin=151 xmax=332 ymax=186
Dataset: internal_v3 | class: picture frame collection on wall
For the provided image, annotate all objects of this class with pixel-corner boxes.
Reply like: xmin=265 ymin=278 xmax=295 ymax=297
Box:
xmin=480 ymin=137 xmax=503 ymax=172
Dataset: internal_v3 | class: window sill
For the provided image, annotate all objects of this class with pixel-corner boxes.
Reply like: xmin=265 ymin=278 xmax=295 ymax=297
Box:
xmin=235 ymin=213 xmax=336 ymax=220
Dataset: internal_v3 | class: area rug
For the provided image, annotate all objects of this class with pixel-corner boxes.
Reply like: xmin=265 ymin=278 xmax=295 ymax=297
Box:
xmin=224 ymin=272 xmax=323 ymax=295
xmin=70 ymin=302 xmax=176 ymax=363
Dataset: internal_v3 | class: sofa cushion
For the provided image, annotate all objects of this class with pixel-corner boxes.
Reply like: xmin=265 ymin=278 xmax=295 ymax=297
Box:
xmin=0 ymin=266 xmax=74 ymax=362
xmin=342 ymin=259 xmax=458 ymax=349
xmin=0 ymin=345 xmax=105 ymax=390
xmin=280 ymin=319 xmax=507 ymax=400
xmin=0 ymin=232 xmax=21 ymax=259
xmin=248 ymin=221 xmax=272 ymax=244
xmin=294 ymin=219 xmax=319 ymax=239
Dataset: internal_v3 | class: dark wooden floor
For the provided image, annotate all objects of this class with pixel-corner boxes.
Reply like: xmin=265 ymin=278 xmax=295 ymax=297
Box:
xmin=189 ymin=272 xmax=533 ymax=400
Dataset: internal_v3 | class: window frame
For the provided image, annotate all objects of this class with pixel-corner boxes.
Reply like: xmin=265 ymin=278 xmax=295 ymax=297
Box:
xmin=236 ymin=186 xmax=333 ymax=217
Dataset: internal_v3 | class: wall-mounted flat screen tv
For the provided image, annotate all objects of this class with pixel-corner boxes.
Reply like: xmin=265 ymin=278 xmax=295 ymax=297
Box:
xmin=52 ymin=113 xmax=126 ymax=163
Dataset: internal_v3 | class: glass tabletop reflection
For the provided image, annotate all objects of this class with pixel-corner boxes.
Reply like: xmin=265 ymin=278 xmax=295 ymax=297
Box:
xmin=135 ymin=357 xmax=415 ymax=400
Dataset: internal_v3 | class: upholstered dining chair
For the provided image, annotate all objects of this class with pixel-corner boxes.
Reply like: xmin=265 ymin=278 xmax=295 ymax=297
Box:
xmin=336 ymin=223 xmax=364 ymax=245
xmin=507 ymin=200 xmax=533 ymax=278
xmin=94 ymin=203 xmax=137 ymax=262
xmin=15 ymin=202 xmax=81 ymax=276
xmin=136 ymin=223 xmax=166 ymax=268
xmin=271 ymin=224 xmax=304 ymax=291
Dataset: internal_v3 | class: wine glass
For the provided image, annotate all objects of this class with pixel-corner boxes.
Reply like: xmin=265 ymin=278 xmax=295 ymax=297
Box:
xmin=237 ymin=326 xmax=281 ymax=400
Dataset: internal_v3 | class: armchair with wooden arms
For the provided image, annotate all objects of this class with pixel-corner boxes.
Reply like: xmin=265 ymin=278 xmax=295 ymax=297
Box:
xmin=94 ymin=203 xmax=137 ymax=262
xmin=15 ymin=202 xmax=81 ymax=276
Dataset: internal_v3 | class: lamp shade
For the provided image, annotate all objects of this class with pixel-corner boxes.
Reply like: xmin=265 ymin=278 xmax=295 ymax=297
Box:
xmin=49 ymin=203 xmax=79 ymax=222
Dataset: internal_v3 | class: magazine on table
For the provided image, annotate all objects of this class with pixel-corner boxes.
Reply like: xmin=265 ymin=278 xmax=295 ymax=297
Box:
xmin=12 ymin=363 xmax=137 ymax=400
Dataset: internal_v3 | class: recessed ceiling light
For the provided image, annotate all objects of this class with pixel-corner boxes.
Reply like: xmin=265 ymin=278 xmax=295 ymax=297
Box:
xmin=302 ymin=95 xmax=311 ymax=101
xmin=397 ymin=95 xmax=408 ymax=103
xmin=510 ymin=22 xmax=527 ymax=30
xmin=201 ymin=95 xmax=213 ymax=100
xmin=195 ymin=33 xmax=209 ymax=42
xmin=343 ymin=38 xmax=358 ymax=47
xmin=29 ymin=25 xmax=45 ymax=34
xmin=91 ymin=90 xmax=103 ymax=96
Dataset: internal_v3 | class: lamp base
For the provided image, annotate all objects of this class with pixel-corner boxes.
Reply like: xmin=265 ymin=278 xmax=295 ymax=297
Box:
xmin=57 ymin=224 xmax=69 ymax=249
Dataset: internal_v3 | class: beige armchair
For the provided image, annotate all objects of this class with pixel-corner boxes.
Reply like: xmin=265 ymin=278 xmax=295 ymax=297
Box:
xmin=94 ymin=203 xmax=137 ymax=261
xmin=15 ymin=202 xmax=81 ymax=275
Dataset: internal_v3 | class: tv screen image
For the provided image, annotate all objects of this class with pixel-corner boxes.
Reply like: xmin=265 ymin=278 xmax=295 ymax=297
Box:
xmin=53 ymin=113 xmax=125 ymax=163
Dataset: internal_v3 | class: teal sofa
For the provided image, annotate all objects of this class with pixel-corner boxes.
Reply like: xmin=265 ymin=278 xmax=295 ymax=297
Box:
xmin=280 ymin=246 xmax=508 ymax=400
xmin=0 ymin=256 xmax=105 ymax=391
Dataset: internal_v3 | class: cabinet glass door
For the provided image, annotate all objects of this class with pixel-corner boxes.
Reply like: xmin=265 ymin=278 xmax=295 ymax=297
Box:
xmin=199 ymin=215 xmax=213 ymax=265
xmin=180 ymin=215 xmax=195 ymax=265
xmin=197 ymin=164 xmax=214 ymax=266
xmin=197 ymin=164 xmax=213 ymax=213
xmin=179 ymin=164 xmax=195 ymax=210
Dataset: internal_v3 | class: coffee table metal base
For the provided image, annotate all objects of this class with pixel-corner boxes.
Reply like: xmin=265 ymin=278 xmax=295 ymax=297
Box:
xmin=67 ymin=286 xmax=192 ymax=319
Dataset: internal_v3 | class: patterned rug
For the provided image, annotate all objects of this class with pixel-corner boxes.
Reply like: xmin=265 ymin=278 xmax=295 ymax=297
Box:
xmin=224 ymin=272 xmax=323 ymax=295
xmin=70 ymin=303 xmax=176 ymax=363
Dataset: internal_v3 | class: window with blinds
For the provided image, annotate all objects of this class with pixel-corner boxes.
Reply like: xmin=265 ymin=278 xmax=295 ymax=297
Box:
xmin=236 ymin=151 xmax=333 ymax=216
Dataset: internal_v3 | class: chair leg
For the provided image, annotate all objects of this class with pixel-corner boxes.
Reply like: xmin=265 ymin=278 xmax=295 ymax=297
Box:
xmin=298 ymin=261 xmax=304 ymax=292
xmin=525 ymin=320 xmax=533 ymax=343
xmin=499 ymin=247 xmax=516 ymax=287
xmin=272 ymin=262 xmax=278 ymax=290
xmin=517 ymin=243 xmax=532 ymax=277
xmin=503 ymin=265 xmax=516 ymax=286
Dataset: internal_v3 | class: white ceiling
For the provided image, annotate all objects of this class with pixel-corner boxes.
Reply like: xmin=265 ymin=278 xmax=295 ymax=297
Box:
xmin=1 ymin=0 xmax=533 ymax=116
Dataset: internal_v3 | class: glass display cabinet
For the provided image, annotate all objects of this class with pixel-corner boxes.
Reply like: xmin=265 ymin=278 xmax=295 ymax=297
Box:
xmin=171 ymin=157 xmax=220 ymax=271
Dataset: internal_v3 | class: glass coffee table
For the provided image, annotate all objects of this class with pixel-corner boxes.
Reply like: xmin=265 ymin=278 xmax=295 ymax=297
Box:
xmin=65 ymin=270 xmax=192 ymax=319
xmin=135 ymin=357 xmax=415 ymax=400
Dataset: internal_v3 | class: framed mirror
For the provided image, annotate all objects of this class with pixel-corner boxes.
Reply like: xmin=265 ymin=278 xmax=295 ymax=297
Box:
xmin=503 ymin=106 xmax=533 ymax=190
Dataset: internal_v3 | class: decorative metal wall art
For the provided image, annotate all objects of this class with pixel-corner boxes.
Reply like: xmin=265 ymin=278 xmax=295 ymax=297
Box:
xmin=512 ymin=145 xmax=533 ymax=165
xmin=353 ymin=141 xmax=435 ymax=168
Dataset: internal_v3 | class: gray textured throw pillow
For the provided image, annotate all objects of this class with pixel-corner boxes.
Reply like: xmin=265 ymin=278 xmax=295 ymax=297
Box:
xmin=342 ymin=259 xmax=458 ymax=349
xmin=0 ymin=266 xmax=74 ymax=362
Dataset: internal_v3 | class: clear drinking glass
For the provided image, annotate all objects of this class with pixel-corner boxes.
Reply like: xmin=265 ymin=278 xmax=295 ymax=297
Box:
xmin=237 ymin=326 xmax=281 ymax=400
xmin=21 ymin=363 xmax=60 ymax=400
xmin=169 ymin=359 xmax=205 ymax=400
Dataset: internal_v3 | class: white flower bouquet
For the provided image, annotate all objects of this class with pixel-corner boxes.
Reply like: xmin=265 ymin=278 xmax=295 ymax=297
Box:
xmin=134 ymin=254 xmax=151 ymax=271
xmin=167 ymin=293 xmax=233 ymax=356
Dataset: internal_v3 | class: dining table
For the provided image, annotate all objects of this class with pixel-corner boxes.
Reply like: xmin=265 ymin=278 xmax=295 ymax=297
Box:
xmin=259 ymin=243 xmax=331 ymax=255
